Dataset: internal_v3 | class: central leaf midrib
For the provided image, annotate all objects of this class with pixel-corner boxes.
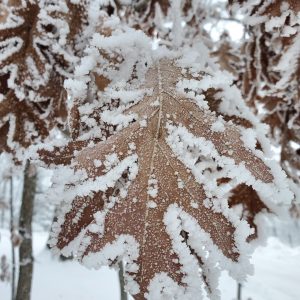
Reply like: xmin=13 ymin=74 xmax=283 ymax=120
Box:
xmin=139 ymin=62 xmax=166 ymax=287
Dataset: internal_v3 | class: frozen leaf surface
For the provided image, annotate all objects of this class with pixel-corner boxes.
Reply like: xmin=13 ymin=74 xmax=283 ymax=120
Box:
xmin=0 ymin=0 xmax=86 ymax=152
xmin=228 ymin=0 xmax=300 ymax=184
xmin=49 ymin=58 xmax=291 ymax=300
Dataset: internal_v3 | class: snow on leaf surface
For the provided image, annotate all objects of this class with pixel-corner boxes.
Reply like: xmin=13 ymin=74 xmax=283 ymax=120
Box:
xmin=49 ymin=59 xmax=290 ymax=300
xmin=0 ymin=0 xmax=86 ymax=152
xmin=228 ymin=184 xmax=270 ymax=241
xmin=229 ymin=0 xmax=300 ymax=184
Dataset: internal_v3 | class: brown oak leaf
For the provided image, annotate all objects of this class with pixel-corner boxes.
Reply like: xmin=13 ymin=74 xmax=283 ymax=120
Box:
xmin=228 ymin=184 xmax=270 ymax=241
xmin=49 ymin=59 xmax=282 ymax=299
xmin=230 ymin=0 xmax=300 ymax=184
xmin=0 ymin=0 xmax=86 ymax=151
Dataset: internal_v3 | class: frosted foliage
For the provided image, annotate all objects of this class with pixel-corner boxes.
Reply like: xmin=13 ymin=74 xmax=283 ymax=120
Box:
xmin=42 ymin=27 xmax=294 ymax=299
xmin=228 ymin=0 xmax=300 ymax=183
xmin=0 ymin=0 xmax=83 ymax=100
xmin=62 ymin=16 xmax=153 ymax=141
xmin=2 ymin=1 xmax=295 ymax=300
xmin=0 ymin=0 xmax=86 ymax=152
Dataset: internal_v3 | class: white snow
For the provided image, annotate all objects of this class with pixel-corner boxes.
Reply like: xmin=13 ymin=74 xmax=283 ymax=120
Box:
xmin=0 ymin=229 xmax=119 ymax=300
xmin=147 ymin=175 xmax=158 ymax=198
xmin=211 ymin=117 xmax=225 ymax=133
xmin=0 ymin=37 xmax=23 ymax=62
xmin=1 ymin=229 xmax=300 ymax=300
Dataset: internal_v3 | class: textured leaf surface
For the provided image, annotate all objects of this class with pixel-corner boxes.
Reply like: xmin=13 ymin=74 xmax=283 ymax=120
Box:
xmin=47 ymin=59 xmax=287 ymax=300
xmin=0 ymin=0 xmax=85 ymax=151
xmin=229 ymin=0 xmax=300 ymax=184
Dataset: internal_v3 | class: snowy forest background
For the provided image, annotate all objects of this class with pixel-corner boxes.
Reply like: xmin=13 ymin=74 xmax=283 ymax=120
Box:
xmin=1 ymin=0 xmax=300 ymax=299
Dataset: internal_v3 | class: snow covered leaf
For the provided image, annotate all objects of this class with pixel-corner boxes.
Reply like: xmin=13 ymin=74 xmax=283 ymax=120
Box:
xmin=37 ymin=140 xmax=90 ymax=166
xmin=0 ymin=0 xmax=86 ymax=152
xmin=229 ymin=0 xmax=300 ymax=183
xmin=212 ymin=32 xmax=245 ymax=89
xmin=228 ymin=184 xmax=270 ymax=241
xmin=48 ymin=58 xmax=291 ymax=300
xmin=0 ymin=95 xmax=49 ymax=152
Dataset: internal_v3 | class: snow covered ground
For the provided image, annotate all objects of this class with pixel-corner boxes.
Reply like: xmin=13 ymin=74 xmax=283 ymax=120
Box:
xmin=1 ymin=229 xmax=300 ymax=300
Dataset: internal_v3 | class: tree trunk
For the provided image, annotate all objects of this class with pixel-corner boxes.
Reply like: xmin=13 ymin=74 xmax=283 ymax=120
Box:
xmin=15 ymin=161 xmax=37 ymax=300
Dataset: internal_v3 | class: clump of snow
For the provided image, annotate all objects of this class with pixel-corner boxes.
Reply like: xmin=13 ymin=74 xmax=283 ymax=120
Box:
xmin=211 ymin=116 xmax=225 ymax=132
xmin=0 ymin=37 xmax=23 ymax=62
xmin=147 ymin=200 xmax=157 ymax=209
xmin=93 ymin=159 xmax=102 ymax=168
xmin=147 ymin=175 xmax=158 ymax=198
xmin=139 ymin=119 xmax=147 ymax=127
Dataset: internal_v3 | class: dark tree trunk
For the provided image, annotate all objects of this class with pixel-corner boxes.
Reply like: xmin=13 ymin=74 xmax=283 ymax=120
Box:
xmin=16 ymin=161 xmax=37 ymax=300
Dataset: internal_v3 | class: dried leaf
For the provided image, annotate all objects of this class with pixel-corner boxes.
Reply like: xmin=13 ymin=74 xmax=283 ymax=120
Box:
xmin=0 ymin=0 xmax=86 ymax=151
xmin=228 ymin=184 xmax=270 ymax=241
xmin=49 ymin=59 xmax=283 ymax=299
xmin=230 ymin=0 xmax=300 ymax=183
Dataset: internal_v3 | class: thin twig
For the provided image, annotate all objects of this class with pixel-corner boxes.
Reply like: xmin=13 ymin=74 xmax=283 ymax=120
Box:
xmin=237 ymin=282 xmax=242 ymax=300
xmin=118 ymin=261 xmax=128 ymax=300
xmin=9 ymin=176 xmax=15 ymax=300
